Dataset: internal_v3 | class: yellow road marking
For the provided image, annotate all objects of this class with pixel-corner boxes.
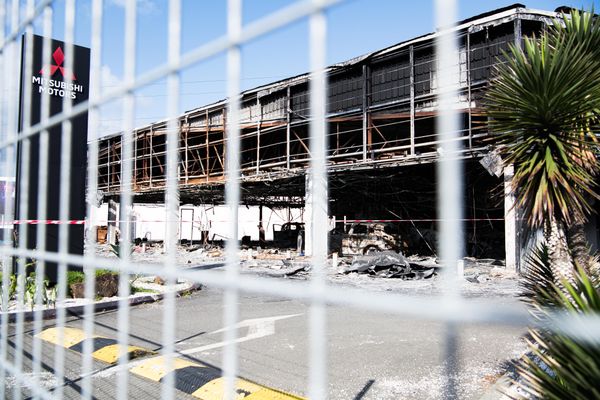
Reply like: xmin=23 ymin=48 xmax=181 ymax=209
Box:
xmin=37 ymin=327 xmax=305 ymax=399
xmin=92 ymin=344 xmax=155 ymax=364
xmin=130 ymin=356 xmax=201 ymax=382
xmin=36 ymin=327 xmax=92 ymax=348
xmin=192 ymin=377 xmax=305 ymax=400
xmin=37 ymin=327 xmax=155 ymax=365
xmin=244 ymin=388 xmax=306 ymax=400
xmin=192 ymin=377 xmax=262 ymax=399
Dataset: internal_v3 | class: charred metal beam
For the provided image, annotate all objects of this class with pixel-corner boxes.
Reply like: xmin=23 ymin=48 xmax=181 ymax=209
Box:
xmin=286 ymin=86 xmax=291 ymax=170
xmin=361 ymin=64 xmax=371 ymax=162
xmin=409 ymin=44 xmax=415 ymax=155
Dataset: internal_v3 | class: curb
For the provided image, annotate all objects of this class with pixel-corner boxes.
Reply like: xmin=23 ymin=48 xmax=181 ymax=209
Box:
xmin=4 ymin=281 xmax=201 ymax=323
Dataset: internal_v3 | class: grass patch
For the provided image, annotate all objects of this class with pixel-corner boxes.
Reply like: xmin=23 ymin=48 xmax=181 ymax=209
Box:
xmin=131 ymin=286 xmax=159 ymax=294
xmin=95 ymin=269 xmax=118 ymax=278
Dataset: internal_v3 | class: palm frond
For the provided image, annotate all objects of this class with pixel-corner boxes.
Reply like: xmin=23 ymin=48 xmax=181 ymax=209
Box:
xmin=515 ymin=268 xmax=600 ymax=400
xmin=520 ymin=244 xmax=560 ymax=310
xmin=486 ymin=12 xmax=600 ymax=231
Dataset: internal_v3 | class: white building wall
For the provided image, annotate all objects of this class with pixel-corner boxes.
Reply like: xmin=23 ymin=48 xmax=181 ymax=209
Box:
xmin=90 ymin=202 xmax=304 ymax=242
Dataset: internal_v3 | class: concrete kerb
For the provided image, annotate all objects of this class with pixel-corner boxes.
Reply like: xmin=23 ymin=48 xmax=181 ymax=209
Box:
xmin=3 ymin=279 xmax=201 ymax=323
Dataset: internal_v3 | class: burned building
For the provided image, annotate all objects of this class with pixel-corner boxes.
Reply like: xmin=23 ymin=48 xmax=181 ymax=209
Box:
xmin=96 ymin=4 xmax=568 ymax=269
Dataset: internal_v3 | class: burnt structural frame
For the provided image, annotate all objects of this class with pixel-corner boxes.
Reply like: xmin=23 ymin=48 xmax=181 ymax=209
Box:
xmin=95 ymin=5 xmax=552 ymax=259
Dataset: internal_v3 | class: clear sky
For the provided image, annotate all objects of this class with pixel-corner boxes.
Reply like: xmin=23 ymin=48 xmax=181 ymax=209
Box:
xmin=25 ymin=0 xmax=600 ymax=136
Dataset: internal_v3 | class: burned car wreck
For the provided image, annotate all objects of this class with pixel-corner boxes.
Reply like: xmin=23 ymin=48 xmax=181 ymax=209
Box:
xmin=340 ymin=223 xmax=401 ymax=256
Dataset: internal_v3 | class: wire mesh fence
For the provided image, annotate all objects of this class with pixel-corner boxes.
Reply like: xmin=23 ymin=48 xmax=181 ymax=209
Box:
xmin=0 ymin=1 xmax=599 ymax=399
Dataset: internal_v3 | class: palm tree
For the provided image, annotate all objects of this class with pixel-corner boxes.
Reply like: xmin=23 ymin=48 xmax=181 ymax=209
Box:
xmin=486 ymin=10 xmax=600 ymax=281
xmin=487 ymin=12 xmax=600 ymax=398
xmin=549 ymin=11 xmax=600 ymax=271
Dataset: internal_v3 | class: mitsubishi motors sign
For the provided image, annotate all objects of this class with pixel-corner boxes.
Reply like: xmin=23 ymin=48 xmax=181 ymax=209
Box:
xmin=32 ymin=46 xmax=84 ymax=99
xmin=17 ymin=35 xmax=90 ymax=281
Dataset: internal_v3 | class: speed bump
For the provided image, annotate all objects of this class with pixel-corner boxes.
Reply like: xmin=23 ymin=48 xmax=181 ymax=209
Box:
xmin=36 ymin=327 xmax=155 ymax=364
xmin=131 ymin=356 xmax=222 ymax=394
xmin=167 ymin=366 xmax=222 ymax=395
xmin=192 ymin=377 xmax=305 ymax=400
xmin=92 ymin=344 xmax=153 ymax=364
xmin=130 ymin=355 xmax=201 ymax=382
xmin=36 ymin=327 xmax=89 ymax=348
xmin=192 ymin=377 xmax=262 ymax=400
xmin=130 ymin=355 xmax=306 ymax=399
xmin=37 ymin=327 xmax=305 ymax=399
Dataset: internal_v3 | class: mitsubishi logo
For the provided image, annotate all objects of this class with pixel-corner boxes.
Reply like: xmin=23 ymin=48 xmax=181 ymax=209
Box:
xmin=39 ymin=46 xmax=76 ymax=80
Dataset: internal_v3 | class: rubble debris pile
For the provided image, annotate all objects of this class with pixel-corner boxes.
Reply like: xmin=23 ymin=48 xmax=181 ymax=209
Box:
xmin=343 ymin=251 xmax=436 ymax=279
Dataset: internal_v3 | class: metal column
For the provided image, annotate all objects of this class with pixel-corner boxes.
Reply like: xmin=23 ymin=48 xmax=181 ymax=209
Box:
xmin=286 ymin=86 xmax=291 ymax=170
xmin=256 ymin=97 xmax=262 ymax=174
xmin=149 ymin=126 xmax=154 ymax=188
xmin=361 ymin=64 xmax=371 ymax=162
xmin=504 ymin=165 xmax=518 ymax=272
xmin=184 ymin=116 xmax=189 ymax=184
xmin=466 ymin=31 xmax=472 ymax=149
xmin=304 ymin=172 xmax=312 ymax=256
xmin=410 ymin=45 xmax=415 ymax=155
xmin=205 ymin=109 xmax=210 ymax=182
xmin=506 ymin=16 xmax=523 ymax=273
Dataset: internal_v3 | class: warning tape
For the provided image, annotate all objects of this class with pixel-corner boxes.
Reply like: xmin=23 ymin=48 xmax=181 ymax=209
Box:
xmin=2 ymin=219 xmax=227 ymax=225
xmin=92 ymin=218 xmax=507 ymax=224
xmin=338 ymin=218 xmax=505 ymax=223
xmin=9 ymin=219 xmax=87 ymax=225
xmin=0 ymin=217 xmax=507 ymax=225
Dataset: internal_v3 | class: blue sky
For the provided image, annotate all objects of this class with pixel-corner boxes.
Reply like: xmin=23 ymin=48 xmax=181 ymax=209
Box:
xmin=23 ymin=0 xmax=600 ymax=136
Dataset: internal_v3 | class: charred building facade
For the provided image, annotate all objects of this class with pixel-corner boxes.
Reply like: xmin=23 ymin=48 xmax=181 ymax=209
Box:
xmin=96 ymin=4 xmax=571 ymax=269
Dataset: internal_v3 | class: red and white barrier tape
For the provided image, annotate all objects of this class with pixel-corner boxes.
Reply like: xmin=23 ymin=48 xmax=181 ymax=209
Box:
xmin=9 ymin=219 xmax=87 ymax=225
xmin=0 ymin=217 xmax=506 ymax=226
xmin=338 ymin=218 xmax=505 ymax=223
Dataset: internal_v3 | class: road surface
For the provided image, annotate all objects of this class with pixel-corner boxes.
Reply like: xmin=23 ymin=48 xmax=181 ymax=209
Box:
xmin=5 ymin=278 xmax=526 ymax=399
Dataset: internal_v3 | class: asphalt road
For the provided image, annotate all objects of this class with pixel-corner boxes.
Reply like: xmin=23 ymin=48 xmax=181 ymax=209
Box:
xmin=5 ymin=282 xmax=527 ymax=400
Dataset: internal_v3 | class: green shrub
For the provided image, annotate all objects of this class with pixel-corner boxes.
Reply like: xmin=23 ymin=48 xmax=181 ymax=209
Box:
xmin=67 ymin=270 xmax=85 ymax=285
xmin=131 ymin=286 xmax=158 ymax=294
xmin=0 ymin=272 xmax=17 ymax=295
xmin=66 ymin=271 xmax=85 ymax=297
xmin=0 ymin=273 xmax=17 ymax=308
xmin=110 ymin=244 xmax=134 ymax=258
xmin=24 ymin=272 xmax=51 ymax=311
xmin=95 ymin=269 xmax=118 ymax=278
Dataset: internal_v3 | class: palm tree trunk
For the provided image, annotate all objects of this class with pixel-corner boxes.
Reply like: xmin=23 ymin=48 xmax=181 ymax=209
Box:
xmin=567 ymin=222 xmax=590 ymax=272
xmin=544 ymin=217 xmax=575 ymax=285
